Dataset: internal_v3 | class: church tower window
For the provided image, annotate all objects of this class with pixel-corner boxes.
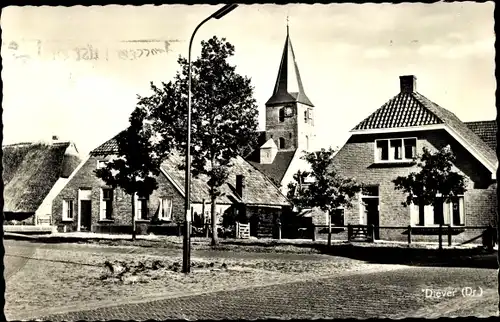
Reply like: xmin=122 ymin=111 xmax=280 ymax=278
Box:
xmin=279 ymin=137 xmax=286 ymax=149
xmin=279 ymin=108 xmax=285 ymax=122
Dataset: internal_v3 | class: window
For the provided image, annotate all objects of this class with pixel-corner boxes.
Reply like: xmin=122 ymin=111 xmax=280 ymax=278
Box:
xmin=304 ymin=110 xmax=308 ymax=123
xmin=97 ymin=160 xmax=107 ymax=169
xmin=135 ymin=195 xmax=149 ymax=220
xmin=375 ymin=138 xmax=416 ymax=162
xmin=289 ymin=133 xmax=292 ymax=139
xmin=279 ymin=137 xmax=285 ymax=149
xmin=332 ymin=208 xmax=344 ymax=226
xmin=100 ymin=188 xmax=113 ymax=220
xmin=62 ymin=199 xmax=74 ymax=220
xmin=451 ymin=197 xmax=465 ymax=226
xmin=159 ymin=198 xmax=173 ymax=221
xmin=410 ymin=196 xmax=465 ymax=226
xmin=279 ymin=108 xmax=285 ymax=122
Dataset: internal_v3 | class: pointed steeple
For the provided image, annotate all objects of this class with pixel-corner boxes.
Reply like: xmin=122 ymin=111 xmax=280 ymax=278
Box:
xmin=266 ymin=21 xmax=314 ymax=107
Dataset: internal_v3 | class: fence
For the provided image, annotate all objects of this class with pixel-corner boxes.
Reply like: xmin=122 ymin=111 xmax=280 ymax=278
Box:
xmin=180 ymin=221 xmax=495 ymax=249
xmin=344 ymin=224 xmax=494 ymax=249
xmin=266 ymin=223 xmax=494 ymax=248
xmin=236 ymin=222 xmax=250 ymax=239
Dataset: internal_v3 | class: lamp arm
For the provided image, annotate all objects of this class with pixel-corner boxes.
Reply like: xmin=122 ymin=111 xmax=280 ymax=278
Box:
xmin=188 ymin=16 xmax=213 ymax=73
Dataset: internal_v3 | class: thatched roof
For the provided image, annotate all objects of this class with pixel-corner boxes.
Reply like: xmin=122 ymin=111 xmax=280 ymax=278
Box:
xmin=3 ymin=142 xmax=81 ymax=213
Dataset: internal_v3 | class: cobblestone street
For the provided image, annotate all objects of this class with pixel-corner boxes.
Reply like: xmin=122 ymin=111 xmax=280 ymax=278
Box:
xmin=39 ymin=266 xmax=497 ymax=320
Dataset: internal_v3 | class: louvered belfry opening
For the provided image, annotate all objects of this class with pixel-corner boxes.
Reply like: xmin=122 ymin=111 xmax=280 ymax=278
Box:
xmin=400 ymin=75 xmax=417 ymax=93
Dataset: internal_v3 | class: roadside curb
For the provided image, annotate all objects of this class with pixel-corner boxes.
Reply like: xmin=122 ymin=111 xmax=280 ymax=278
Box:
xmin=13 ymin=263 xmax=407 ymax=321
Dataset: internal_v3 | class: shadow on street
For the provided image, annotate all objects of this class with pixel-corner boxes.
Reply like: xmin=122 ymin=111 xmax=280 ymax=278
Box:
xmin=312 ymin=243 xmax=498 ymax=269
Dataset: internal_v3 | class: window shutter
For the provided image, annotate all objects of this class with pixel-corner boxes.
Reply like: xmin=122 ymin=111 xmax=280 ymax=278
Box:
xmin=159 ymin=198 xmax=163 ymax=218
xmin=409 ymin=202 xmax=419 ymax=226
xmin=443 ymin=201 xmax=451 ymax=225
xmin=134 ymin=193 xmax=140 ymax=219
xmin=459 ymin=197 xmax=465 ymax=225
xmin=99 ymin=189 xmax=105 ymax=220
xmin=62 ymin=200 xmax=68 ymax=220
xmin=166 ymin=199 xmax=173 ymax=220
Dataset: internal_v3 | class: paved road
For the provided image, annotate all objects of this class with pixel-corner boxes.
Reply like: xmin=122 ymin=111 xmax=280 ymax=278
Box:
xmin=4 ymin=240 xmax=498 ymax=320
xmin=35 ymin=266 xmax=497 ymax=320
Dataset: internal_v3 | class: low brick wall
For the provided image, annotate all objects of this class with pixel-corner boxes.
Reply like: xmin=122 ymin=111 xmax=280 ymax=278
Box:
xmin=4 ymin=225 xmax=56 ymax=234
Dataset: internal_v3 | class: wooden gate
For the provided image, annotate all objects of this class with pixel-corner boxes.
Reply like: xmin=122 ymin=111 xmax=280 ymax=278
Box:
xmin=236 ymin=222 xmax=250 ymax=239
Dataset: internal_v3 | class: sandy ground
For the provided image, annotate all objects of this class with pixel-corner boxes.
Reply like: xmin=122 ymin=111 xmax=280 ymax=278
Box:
xmin=5 ymin=246 xmax=374 ymax=320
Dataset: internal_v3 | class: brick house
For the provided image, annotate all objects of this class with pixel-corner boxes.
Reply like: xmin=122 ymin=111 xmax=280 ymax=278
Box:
xmin=3 ymin=138 xmax=81 ymax=227
xmin=329 ymin=75 xmax=497 ymax=242
xmin=52 ymin=133 xmax=291 ymax=237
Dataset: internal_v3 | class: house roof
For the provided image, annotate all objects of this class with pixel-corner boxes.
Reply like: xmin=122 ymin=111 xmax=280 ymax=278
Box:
xmin=160 ymin=152 xmax=290 ymax=207
xmin=247 ymin=150 xmax=297 ymax=186
xmin=266 ymin=28 xmax=313 ymax=107
xmin=465 ymin=120 xmax=497 ymax=152
xmin=351 ymin=76 xmax=497 ymax=173
xmin=3 ymin=142 xmax=81 ymax=213
xmin=352 ymin=92 xmax=443 ymax=130
xmin=90 ymin=131 xmax=123 ymax=156
xmin=88 ymin=133 xmax=290 ymax=207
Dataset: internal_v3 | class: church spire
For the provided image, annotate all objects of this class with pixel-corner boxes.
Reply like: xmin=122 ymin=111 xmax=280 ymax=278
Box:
xmin=265 ymin=19 xmax=313 ymax=107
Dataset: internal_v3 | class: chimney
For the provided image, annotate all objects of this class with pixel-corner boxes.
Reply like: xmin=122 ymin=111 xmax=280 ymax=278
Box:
xmin=52 ymin=135 xmax=59 ymax=141
xmin=400 ymin=75 xmax=417 ymax=93
xmin=236 ymin=175 xmax=245 ymax=200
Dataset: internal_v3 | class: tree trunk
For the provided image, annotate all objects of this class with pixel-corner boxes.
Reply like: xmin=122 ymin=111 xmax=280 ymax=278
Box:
xmin=211 ymin=196 xmax=218 ymax=246
xmin=131 ymin=193 xmax=136 ymax=241
xmin=327 ymin=210 xmax=332 ymax=246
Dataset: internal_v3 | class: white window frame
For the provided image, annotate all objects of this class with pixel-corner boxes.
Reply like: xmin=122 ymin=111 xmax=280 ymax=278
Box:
xmin=374 ymin=137 xmax=417 ymax=163
xmin=62 ymin=199 xmax=74 ymax=221
xmin=159 ymin=198 xmax=173 ymax=221
xmin=328 ymin=207 xmax=344 ymax=227
xmin=135 ymin=194 xmax=149 ymax=221
xmin=96 ymin=160 xmax=108 ymax=169
xmin=99 ymin=188 xmax=114 ymax=220
xmin=409 ymin=195 xmax=465 ymax=227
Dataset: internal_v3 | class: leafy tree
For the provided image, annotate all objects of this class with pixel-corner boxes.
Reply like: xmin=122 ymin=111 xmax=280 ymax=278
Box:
xmin=393 ymin=145 xmax=467 ymax=224
xmin=287 ymin=148 xmax=361 ymax=245
xmin=94 ymin=107 xmax=169 ymax=241
xmin=138 ymin=36 xmax=259 ymax=245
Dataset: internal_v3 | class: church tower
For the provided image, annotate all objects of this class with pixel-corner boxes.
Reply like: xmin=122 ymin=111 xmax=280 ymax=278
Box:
xmin=264 ymin=23 xmax=315 ymax=153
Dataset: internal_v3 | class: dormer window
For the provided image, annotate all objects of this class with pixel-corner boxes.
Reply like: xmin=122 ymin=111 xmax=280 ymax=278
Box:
xmin=304 ymin=109 xmax=313 ymax=124
xmin=97 ymin=160 xmax=108 ymax=169
xmin=375 ymin=138 xmax=416 ymax=162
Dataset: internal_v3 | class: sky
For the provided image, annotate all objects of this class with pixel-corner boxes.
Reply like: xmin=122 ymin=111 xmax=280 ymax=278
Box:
xmin=1 ymin=3 xmax=496 ymax=156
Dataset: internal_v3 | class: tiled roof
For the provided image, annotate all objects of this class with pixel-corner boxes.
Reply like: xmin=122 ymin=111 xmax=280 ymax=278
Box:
xmin=90 ymin=132 xmax=123 ymax=156
xmin=413 ymin=93 xmax=497 ymax=167
xmin=465 ymin=121 xmax=497 ymax=152
xmin=266 ymin=31 xmax=313 ymax=107
xmin=247 ymin=150 xmax=297 ymax=186
xmin=161 ymin=152 xmax=290 ymax=206
xmin=87 ymin=133 xmax=289 ymax=206
xmin=353 ymin=93 xmax=443 ymax=130
xmin=351 ymin=90 xmax=497 ymax=170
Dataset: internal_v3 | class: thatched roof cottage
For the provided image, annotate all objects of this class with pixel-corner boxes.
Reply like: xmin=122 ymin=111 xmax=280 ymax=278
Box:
xmin=3 ymin=139 xmax=81 ymax=225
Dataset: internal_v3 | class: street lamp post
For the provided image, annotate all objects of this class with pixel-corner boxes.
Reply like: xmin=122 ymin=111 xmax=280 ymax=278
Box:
xmin=183 ymin=4 xmax=238 ymax=274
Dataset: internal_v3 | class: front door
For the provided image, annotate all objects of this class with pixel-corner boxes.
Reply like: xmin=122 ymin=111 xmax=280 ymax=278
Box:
xmin=363 ymin=198 xmax=380 ymax=240
xmin=80 ymin=200 xmax=92 ymax=231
